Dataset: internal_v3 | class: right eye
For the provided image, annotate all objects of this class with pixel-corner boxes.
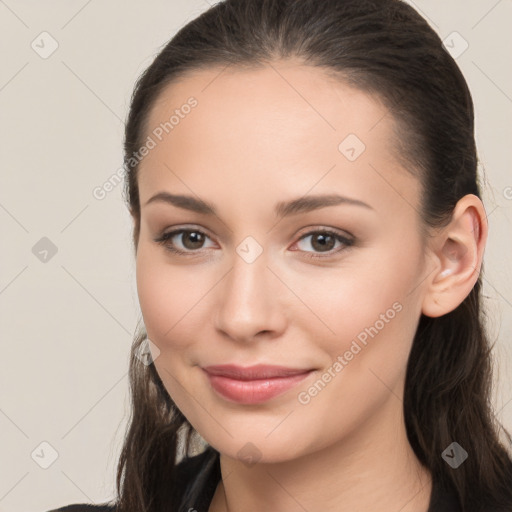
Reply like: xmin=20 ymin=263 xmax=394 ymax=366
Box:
xmin=154 ymin=228 xmax=216 ymax=256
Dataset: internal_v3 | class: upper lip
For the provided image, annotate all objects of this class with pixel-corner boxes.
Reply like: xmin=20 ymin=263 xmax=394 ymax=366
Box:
xmin=202 ymin=364 xmax=314 ymax=380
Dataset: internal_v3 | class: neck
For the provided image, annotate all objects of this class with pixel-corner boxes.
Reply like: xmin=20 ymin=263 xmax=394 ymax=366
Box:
xmin=209 ymin=395 xmax=433 ymax=512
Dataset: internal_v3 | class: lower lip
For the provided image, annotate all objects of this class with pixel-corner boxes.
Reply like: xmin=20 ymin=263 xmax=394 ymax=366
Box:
xmin=203 ymin=369 xmax=314 ymax=404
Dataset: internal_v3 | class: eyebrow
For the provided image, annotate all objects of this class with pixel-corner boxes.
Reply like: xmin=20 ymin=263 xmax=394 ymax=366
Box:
xmin=143 ymin=192 xmax=374 ymax=217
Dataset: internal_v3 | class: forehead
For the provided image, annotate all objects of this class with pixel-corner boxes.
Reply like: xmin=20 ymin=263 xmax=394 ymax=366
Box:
xmin=146 ymin=61 xmax=392 ymax=146
xmin=138 ymin=60 xmax=419 ymax=218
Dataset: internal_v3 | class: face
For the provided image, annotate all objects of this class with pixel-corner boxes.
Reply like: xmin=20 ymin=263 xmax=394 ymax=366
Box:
xmin=134 ymin=59 xmax=430 ymax=463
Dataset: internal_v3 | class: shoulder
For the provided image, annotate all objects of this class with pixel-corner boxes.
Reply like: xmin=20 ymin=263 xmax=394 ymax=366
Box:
xmin=174 ymin=445 xmax=221 ymax=510
xmin=176 ymin=444 xmax=219 ymax=476
xmin=44 ymin=448 xmax=219 ymax=512
xmin=45 ymin=505 xmax=116 ymax=512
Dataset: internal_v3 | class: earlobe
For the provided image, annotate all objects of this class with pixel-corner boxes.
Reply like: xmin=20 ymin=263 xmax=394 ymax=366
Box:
xmin=421 ymin=194 xmax=488 ymax=318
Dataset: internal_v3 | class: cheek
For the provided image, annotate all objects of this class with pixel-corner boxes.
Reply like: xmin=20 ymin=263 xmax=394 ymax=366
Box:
xmin=309 ymin=273 xmax=404 ymax=348
xmin=135 ymin=247 xmax=192 ymax=348
xmin=314 ymin=248 xmax=421 ymax=363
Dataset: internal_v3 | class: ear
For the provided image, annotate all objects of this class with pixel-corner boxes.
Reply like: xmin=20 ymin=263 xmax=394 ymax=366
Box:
xmin=421 ymin=194 xmax=488 ymax=318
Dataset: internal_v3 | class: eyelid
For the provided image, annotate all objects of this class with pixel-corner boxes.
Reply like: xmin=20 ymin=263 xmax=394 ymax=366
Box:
xmin=294 ymin=225 xmax=354 ymax=241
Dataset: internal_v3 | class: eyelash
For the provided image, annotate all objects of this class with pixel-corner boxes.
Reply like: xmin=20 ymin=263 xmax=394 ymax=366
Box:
xmin=153 ymin=226 xmax=355 ymax=260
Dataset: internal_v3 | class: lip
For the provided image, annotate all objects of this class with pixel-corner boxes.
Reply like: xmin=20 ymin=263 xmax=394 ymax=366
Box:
xmin=202 ymin=364 xmax=315 ymax=404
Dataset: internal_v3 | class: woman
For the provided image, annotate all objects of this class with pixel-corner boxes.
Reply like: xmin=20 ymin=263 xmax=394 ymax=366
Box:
xmin=48 ymin=0 xmax=512 ymax=511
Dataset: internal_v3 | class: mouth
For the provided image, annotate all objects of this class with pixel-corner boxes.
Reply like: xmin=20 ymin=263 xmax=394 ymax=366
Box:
xmin=202 ymin=363 xmax=315 ymax=380
xmin=201 ymin=364 xmax=316 ymax=404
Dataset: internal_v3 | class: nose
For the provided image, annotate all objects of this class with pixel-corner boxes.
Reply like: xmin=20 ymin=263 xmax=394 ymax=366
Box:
xmin=213 ymin=250 xmax=287 ymax=344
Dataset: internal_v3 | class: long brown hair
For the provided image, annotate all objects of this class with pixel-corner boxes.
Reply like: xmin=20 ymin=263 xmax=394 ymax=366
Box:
xmin=114 ymin=1 xmax=512 ymax=510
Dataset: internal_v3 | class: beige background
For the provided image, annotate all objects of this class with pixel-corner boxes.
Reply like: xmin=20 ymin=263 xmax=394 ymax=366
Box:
xmin=0 ymin=1 xmax=511 ymax=510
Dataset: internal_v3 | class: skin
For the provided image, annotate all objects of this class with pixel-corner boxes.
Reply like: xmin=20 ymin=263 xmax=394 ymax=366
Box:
xmin=132 ymin=58 xmax=487 ymax=512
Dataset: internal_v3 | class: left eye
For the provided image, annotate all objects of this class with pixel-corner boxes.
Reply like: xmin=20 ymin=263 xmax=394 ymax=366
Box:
xmin=154 ymin=228 xmax=354 ymax=258
xmin=292 ymin=230 xmax=354 ymax=258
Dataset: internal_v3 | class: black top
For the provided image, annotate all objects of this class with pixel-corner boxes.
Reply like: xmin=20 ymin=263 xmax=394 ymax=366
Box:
xmin=48 ymin=445 xmax=462 ymax=512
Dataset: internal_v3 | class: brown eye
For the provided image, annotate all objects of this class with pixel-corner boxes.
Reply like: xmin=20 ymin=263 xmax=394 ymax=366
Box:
xmin=310 ymin=232 xmax=336 ymax=252
xmin=180 ymin=230 xmax=206 ymax=250
xmin=293 ymin=229 xmax=354 ymax=258
xmin=154 ymin=228 xmax=215 ymax=255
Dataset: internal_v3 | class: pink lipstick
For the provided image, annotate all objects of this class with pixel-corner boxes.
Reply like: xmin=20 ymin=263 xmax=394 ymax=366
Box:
xmin=202 ymin=364 xmax=314 ymax=404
